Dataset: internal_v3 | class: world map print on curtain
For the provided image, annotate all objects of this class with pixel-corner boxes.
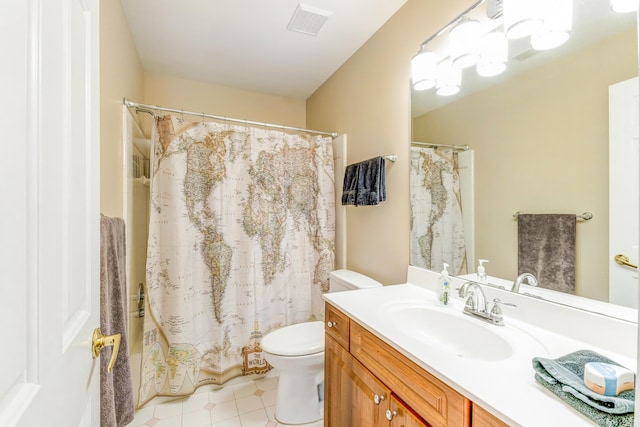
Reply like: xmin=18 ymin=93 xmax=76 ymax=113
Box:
xmin=409 ymin=146 xmax=466 ymax=275
xmin=138 ymin=115 xmax=335 ymax=406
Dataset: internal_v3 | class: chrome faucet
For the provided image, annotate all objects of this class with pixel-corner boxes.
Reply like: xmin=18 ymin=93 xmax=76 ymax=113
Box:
xmin=511 ymin=273 xmax=538 ymax=293
xmin=458 ymin=282 xmax=516 ymax=326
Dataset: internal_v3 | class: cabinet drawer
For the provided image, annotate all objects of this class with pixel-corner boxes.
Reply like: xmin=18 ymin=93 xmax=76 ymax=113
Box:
xmin=472 ymin=405 xmax=509 ymax=427
xmin=350 ymin=321 xmax=471 ymax=427
xmin=325 ymin=303 xmax=350 ymax=350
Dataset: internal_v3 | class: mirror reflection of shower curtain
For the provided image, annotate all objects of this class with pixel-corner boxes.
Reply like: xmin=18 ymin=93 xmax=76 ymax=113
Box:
xmin=410 ymin=146 xmax=467 ymax=275
xmin=138 ymin=114 xmax=335 ymax=406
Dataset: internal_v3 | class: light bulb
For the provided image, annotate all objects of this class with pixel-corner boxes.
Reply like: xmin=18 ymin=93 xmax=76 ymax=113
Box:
xmin=411 ymin=49 xmax=438 ymax=91
xmin=477 ymin=30 xmax=508 ymax=77
xmin=610 ymin=0 xmax=638 ymax=13
xmin=531 ymin=0 xmax=572 ymax=51
xmin=436 ymin=59 xmax=461 ymax=96
xmin=450 ymin=17 xmax=481 ymax=69
xmin=503 ymin=0 xmax=544 ymax=39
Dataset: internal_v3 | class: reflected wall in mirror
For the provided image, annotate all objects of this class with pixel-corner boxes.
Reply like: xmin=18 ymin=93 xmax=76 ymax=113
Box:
xmin=410 ymin=0 xmax=638 ymax=306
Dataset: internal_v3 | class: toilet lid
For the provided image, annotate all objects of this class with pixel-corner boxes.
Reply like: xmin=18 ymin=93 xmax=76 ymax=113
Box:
xmin=261 ymin=321 xmax=324 ymax=356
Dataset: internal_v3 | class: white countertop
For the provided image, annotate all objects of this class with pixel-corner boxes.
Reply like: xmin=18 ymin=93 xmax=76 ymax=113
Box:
xmin=323 ymin=271 xmax=637 ymax=427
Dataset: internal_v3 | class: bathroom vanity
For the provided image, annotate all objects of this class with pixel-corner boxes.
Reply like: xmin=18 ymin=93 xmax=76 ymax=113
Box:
xmin=323 ymin=267 xmax=637 ymax=426
xmin=325 ymin=302 xmax=504 ymax=427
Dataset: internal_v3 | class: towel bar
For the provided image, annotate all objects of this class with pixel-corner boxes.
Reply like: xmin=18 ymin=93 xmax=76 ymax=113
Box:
xmin=512 ymin=211 xmax=593 ymax=221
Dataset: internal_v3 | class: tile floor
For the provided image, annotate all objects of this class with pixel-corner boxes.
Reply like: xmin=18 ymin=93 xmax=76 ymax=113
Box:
xmin=130 ymin=372 xmax=323 ymax=427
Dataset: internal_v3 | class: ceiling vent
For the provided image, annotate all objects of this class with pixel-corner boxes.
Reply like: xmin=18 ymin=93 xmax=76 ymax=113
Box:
xmin=286 ymin=4 xmax=332 ymax=36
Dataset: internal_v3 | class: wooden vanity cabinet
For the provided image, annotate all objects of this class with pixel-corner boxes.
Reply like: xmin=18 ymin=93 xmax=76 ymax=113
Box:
xmin=387 ymin=395 xmax=432 ymax=427
xmin=325 ymin=303 xmax=350 ymax=349
xmin=325 ymin=332 xmax=389 ymax=426
xmin=325 ymin=303 xmax=469 ymax=427
xmin=471 ymin=405 xmax=509 ymax=427
xmin=325 ymin=330 xmax=429 ymax=427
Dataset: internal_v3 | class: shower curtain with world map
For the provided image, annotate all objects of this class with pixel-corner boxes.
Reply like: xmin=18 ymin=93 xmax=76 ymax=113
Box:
xmin=410 ymin=146 xmax=466 ymax=275
xmin=138 ymin=114 xmax=335 ymax=406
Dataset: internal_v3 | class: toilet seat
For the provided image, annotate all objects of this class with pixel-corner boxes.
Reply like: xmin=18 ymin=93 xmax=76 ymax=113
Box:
xmin=261 ymin=321 xmax=324 ymax=356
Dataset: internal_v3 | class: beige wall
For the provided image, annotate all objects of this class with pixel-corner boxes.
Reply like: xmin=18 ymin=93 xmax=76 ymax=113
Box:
xmin=144 ymin=72 xmax=306 ymax=130
xmin=100 ymin=0 xmax=145 ymax=217
xmin=306 ymin=0 xmax=471 ymax=285
xmin=413 ymin=29 xmax=637 ymax=301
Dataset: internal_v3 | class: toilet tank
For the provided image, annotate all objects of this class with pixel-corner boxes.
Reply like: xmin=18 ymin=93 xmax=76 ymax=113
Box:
xmin=328 ymin=269 xmax=383 ymax=292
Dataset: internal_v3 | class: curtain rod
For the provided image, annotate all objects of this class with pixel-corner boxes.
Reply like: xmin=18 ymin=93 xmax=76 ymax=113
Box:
xmin=123 ymin=98 xmax=338 ymax=138
xmin=411 ymin=141 xmax=470 ymax=151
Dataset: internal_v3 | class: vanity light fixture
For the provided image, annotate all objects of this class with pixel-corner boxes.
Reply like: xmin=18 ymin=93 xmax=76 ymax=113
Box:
xmin=436 ymin=58 xmax=461 ymax=96
xmin=449 ymin=17 xmax=481 ymax=69
xmin=411 ymin=48 xmax=438 ymax=90
xmin=411 ymin=0 xmax=575 ymax=98
xmin=610 ymin=0 xmax=639 ymax=13
xmin=477 ymin=29 xmax=508 ymax=77
xmin=503 ymin=0 xmax=544 ymax=39
xmin=531 ymin=0 xmax=573 ymax=51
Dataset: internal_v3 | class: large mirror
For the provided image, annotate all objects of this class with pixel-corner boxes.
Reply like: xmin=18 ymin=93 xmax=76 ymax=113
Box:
xmin=410 ymin=0 xmax=638 ymax=314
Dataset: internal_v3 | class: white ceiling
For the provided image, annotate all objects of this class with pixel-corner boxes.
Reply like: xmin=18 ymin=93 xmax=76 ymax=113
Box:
xmin=120 ymin=0 xmax=408 ymax=99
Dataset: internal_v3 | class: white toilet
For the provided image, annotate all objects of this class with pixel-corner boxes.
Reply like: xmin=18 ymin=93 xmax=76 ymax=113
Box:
xmin=261 ymin=269 xmax=382 ymax=425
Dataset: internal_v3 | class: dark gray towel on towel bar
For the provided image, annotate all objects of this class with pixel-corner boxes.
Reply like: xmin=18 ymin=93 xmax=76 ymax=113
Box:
xmin=518 ymin=213 xmax=576 ymax=293
xmin=100 ymin=216 xmax=135 ymax=427
xmin=341 ymin=156 xmax=386 ymax=206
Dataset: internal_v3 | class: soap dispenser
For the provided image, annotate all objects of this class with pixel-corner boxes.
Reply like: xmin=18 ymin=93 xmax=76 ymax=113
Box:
xmin=477 ymin=259 xmax=489 ymax=284
xmin=438 ymin=263 xmax=452 ymax=307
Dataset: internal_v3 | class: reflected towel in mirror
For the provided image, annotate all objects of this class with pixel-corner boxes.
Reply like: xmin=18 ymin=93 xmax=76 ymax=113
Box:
xmin=517 ymin=214 xmax=576 ymax=293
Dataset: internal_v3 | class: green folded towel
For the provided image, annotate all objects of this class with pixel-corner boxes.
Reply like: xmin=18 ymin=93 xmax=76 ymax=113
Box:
xmin=532 ymin=350 xmax=635 ymax=427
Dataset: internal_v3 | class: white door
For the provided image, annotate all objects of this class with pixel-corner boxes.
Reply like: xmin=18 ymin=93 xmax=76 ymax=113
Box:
xmin=0 ymin=0 xmax=101 ymax=426
xmin=609 ymin=77 xmax=639 ymax=308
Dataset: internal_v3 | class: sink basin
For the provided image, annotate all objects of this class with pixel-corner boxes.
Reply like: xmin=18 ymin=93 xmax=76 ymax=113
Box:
xmin=380 ymin=302 xmax=516 ymax=361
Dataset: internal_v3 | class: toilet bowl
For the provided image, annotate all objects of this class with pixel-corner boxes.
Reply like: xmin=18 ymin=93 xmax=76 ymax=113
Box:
xmin=261 ymin=269 xmax=382 ymax=424
xmin=261 ymin=321 xmax=325 ymax=424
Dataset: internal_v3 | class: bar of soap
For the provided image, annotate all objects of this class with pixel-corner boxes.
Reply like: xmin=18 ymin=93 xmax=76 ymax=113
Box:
xmin=584 ymin=362 xmax=635 ymax=396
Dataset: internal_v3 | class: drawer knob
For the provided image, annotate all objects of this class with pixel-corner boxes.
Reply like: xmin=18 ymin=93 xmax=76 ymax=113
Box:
xmin=326 ymin=321 xmax=336 ymax=328
xmin=385 ymin=410 xmax=397 ymax=421
xmin=373 ymin=394 xmax=385 ymax=405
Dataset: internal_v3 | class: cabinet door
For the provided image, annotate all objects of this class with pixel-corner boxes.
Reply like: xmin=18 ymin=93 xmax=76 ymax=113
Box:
xmin=326 ymin=303 xmax=351 ymax=349
xmin=325 ymin=334 xmax=389 ymax=427
xmin=472 ymin=405 xmax=509 ymax=427
xmin=388 ymin=395 xmax=431 ymax=427
xmin=350 ymin=321 xmax=471 ymax=427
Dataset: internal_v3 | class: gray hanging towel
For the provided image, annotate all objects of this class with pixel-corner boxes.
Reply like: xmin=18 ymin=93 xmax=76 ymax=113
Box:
xmin=100 ymin=215 xmax=135 ymax=427
xmin=341 ymin=156 xmax=386 ymax=206
xmin=518 ymin=213 xmax=576 ymax=293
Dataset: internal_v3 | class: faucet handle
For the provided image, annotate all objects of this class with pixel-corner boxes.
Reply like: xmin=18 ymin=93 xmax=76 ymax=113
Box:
xmin=492 ymin=298 xmax=517 ymax=308
xmin=456 ymin=281 xmax=473 ymax=298
xmin=465 ymin=293 xmax=477 ymax=311
xmin=489 ymin=298 xmax=517 ymax=326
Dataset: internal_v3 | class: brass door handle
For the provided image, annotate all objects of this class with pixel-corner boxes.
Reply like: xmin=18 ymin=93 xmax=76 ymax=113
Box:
xmin=614 ymin=254 xmax=638 ymax=270
xmin=92 ymin=328 xmax=121 ymax=372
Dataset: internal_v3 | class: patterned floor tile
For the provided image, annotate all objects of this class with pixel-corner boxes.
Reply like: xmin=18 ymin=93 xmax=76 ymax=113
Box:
xmin=133 ymin=374 xmax=323 ymax=427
